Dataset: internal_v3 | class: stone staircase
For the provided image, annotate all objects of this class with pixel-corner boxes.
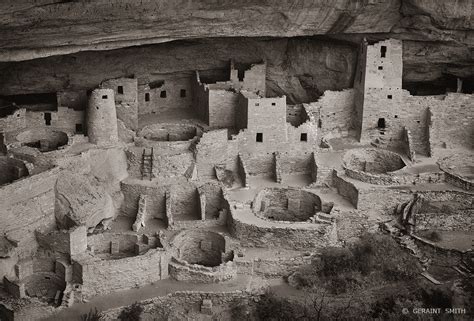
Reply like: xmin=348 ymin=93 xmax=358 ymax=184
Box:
xmin=141 ymin=147 xmax=154 ymax=180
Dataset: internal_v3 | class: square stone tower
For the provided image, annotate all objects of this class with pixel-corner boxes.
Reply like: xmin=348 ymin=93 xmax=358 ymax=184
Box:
xmin=353 ymin=38 xmax=404 ymax=143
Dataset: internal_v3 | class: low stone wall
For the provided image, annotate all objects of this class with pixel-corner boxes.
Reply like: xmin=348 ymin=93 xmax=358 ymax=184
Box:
xmin=415 ymin=210 xmax=474 ymax=232
xmin=444 ymin=171 xmax=472 ymax=191
xmin=169 ymin=258 xmax=237 ymax=283
xmin=73 ymin=248 xmax=169 ymax=299
xmin=229 ymin=211 xmax=337 ymax=250
xmin=100 ymin=289 xmax=264 ymax=320
xmin=278 ymin=152 xmax=312 ymax=175
xmin=411 ymin=235 xmax=466 ymax=266
xmin=169 ymin=209 xmax=227 ymax=230
xmin=357 ymin=188 xmax=413 ymax=212
xmin=343 ymin=166 xmax=445 ymax=186
xmin=332 ymin=172 xmax=359 ymax=208
xmin=35 ymin=226 xmax=87 ymax=256
xmin=235 ymin=254 xmax=312 ymax=277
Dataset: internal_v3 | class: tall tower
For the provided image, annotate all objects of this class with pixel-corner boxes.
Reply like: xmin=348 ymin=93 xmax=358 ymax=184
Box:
xmin=354 ymin=39 xmax=403 ymax=143
xmin=87 ymin=88 xmax=119 ymax=145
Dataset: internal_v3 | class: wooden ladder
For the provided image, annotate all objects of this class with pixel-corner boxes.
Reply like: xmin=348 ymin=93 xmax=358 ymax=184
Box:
xmin=141 ymin=147 xmax=154 ymax=180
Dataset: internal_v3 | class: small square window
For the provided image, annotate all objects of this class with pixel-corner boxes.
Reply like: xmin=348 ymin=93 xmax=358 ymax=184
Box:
xmin=300 ymin=133 xmax=308 ymax=142
xmin=145 ymin=93 xmax=150 ymax=102
xmin=255 ymin=103 xmax=259 ymax=106
xmin=180 ymin=89 xmax=186 ymax=98
xmin=417 ymin=120 xmax=420 ymax=124
xmin=256 ymin=133 xmax=263 ymax=142
xmin=102 ymin=95 xmax=108 ymax=99
xmin=75 ymin=124 xmax=83 ymax=133
xmin=378 ymin=66 xmax=383 ymax=70
xmin=160 ymin=91 xmax=167 ymax=98
xmin=387 ymin=95 xmax=392 ymax=99
xmin=394 ymin=115 xmax=398 ymax=118
xmin=117 ymin=86 xmax=123 ymax=94
xmin=271 ymin=102 xmax=276 ymax=106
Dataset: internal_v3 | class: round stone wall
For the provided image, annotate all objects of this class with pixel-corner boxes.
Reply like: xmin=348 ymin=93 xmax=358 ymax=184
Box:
xmin=16 ymin=128 xmax=68 ymax=152
xmin=139 ymin=123 xmax=198 ymax=142
xmin=343 ymin=148 xmax=406 ymax=174
xmin=253 ymin=187 xmax=322 ymax=222
xmin=24 ymin=272 xmax=66 ymax=303
xmin=172 ymin=230 xmax=226 ymax=267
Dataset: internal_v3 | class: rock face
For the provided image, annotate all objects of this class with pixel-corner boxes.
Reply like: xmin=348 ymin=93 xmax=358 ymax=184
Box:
xmin=0 ymin=0 xmax=471 ymax=61
xmin=55 ymin=171 xmax=115 ymax=229
xmin=0 ymin=1 xmax=472 ymax=99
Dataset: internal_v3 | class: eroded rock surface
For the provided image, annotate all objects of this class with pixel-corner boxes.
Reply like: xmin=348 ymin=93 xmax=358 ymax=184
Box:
xmin=55 ymin=171 xmax=115 ymax=229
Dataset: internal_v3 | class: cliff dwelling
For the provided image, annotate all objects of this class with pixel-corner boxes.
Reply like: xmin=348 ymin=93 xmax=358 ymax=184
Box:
xmin=0 ymin=1 xmax=473 ymax=320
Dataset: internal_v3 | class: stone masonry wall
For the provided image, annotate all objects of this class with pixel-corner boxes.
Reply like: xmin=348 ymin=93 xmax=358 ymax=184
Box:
xmin=74 ymin=249 xmax=168 ymax=298
xmin=195 ymin=129 xmax=229 ymax=178
xmin=208 ymin=90 xmax=239 ymax=128
xmin=428 ymin=93 xmax=474 ymax=150
xmin=101 ymin=78 xmax=139 ymax=130
xmin=307 ymin=89 xmax=355 ymax=137
xmin=138 ymin=76 xmax=193 ymax=115
xmin=120 ymin=181 xmax=167 ymax=218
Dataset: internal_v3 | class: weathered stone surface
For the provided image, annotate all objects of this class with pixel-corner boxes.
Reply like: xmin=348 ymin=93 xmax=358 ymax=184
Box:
xmin=0 ymin=2 xmax=472 ymax=101
xmin=0 ymin=0 xmax=471 ymax=61
xmin=54 ymin=171 xmax=115 ymax=229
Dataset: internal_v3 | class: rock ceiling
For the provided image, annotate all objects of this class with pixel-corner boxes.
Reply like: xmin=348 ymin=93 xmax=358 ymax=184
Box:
xmin=0 ymin=0 xmax=472 ymax=99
